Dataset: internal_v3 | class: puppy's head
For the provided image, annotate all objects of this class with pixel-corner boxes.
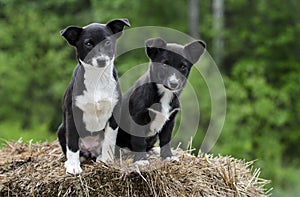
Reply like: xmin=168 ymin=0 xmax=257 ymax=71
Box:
xmin=61 ymin=18 xmax=130 ymax=68
xmin=145 ymin=37 xmax=206 ymax=92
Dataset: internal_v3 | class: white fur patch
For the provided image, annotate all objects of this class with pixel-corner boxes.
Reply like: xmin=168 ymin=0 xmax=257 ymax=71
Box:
xmin=64 ymin=147 xmax=82 ymax=174
xmin=134 ymin=160 xmax=150 ymax=166
xmin=165 ymin=155 xmax=179 ymax=162
xmin=97 ymin=124 xmax=118 ymax=162
xmin=75 ymin=60 xmax=118 ymax=132
xmin=148 ymin=85 xmax=174 ymax=136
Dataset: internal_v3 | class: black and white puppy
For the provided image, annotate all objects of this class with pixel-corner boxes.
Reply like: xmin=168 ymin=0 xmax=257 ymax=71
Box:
xmin=116 ymin=37 xmax=206 ymax=165
xmin=57 ymin=18 xmax=130 ymax=174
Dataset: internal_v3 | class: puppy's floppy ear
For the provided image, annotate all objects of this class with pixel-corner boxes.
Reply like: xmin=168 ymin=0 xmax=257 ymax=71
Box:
xmin=184 ymin=40 xmax=206 ymax=64
xmin=60 ymin=26 xmax=83 ymax=46
xmin=106 ymin=18 xmax=130 ymax=37
xmin=145 ymin=37 xmax=167 ymax=60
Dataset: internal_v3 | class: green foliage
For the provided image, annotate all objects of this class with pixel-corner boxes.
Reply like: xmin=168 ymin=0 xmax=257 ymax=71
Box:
xmin=0 ymin=0 xmax=299 ymax=195
xmin=202 ymin=1 xmax=300 ymax=194
xmin=0 ymin=121 xmax=56 ymax=148
xmin=214 ymin=61 xmax=288 ymax=182
xmin=0 ymin=0 xmax=92 ymax=130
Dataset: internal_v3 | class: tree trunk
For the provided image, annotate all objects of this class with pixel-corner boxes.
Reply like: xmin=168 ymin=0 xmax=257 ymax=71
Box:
xmin=212 ymin=0 xmax=224 ymax=66
xmin=188 ymin=0 xmax=200 ymax=39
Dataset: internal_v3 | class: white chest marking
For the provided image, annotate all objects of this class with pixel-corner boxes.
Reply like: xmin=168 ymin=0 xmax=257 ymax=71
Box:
xmin=75 ymin=61 xmax=118 ymax=132
xmin=148 ymin=85 xmax=175 ymax=136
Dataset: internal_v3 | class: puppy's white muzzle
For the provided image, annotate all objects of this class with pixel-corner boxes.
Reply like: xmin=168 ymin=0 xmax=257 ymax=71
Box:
xmin=92 ymin=56 xmax=112 ymax=67
xmin=80 ymin=55 xmax=113 ymax=68
xmin=166 ymin=73 xmax=180 ymax=90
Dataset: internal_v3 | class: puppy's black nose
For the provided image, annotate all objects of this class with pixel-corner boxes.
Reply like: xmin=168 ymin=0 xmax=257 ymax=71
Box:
xmin=96 ymin=58 xmax=106 ymax=67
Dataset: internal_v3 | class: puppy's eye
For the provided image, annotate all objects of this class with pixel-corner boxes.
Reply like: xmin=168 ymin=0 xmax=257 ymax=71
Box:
xmin=162 ymin=64 xmax=169 ymax=69
xmin=162 ymin=60 xmax=169 ymax=65
xmin=84 ymin=41 xmax=93 ymax=48
xmin=161 ymin=60 xmax=169 ymax=68
xmin=180 ymin=64 xmax=187 ymax=71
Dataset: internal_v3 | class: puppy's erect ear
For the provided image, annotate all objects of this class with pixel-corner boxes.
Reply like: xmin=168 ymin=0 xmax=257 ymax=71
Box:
xmin=60 ymin=26 xmax=83 ymax=46
xmin=145 ymin=37 xmax=167 ymax=60
xmin=106 ymin=18 xmax=130 ymax=37
xmin=184 ymin=40 xmax=206 ymax=64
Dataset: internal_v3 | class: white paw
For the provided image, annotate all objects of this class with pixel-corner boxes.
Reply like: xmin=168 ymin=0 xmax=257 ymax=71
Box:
xmin=134 ymin=160 xmax=150 ymax=166
xmin=65 ymin=148 xmax=82 ymax=174
xmin=165 ymin=156 xmax=179 ymax=162
xmin=64 ymin=161 xmax=82 ymax=175
xmin=96 ymin=154 xmax=113 ymax=163
xmin=96 ymin=155 xmax=109 ymax=163
xmin=96 ymin=155 xmax=102 ymax=163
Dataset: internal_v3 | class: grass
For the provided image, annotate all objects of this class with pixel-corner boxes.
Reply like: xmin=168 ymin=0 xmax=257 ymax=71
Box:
xmin=271 ymin=167 xmax=300 ymax=197
xmin=0 ymin=121 xmax=56 ymax=148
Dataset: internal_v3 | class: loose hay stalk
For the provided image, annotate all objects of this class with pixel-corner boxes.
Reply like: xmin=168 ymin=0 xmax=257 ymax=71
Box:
xmin=0 ymin=140 xmax=272 ymax=196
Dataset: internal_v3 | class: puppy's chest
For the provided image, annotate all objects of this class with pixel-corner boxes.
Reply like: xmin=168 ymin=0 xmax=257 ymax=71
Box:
xmin=148 ymin=91 xmax=175 ymax=136
xmin=75 ymin=67 xmax=118 ymax=132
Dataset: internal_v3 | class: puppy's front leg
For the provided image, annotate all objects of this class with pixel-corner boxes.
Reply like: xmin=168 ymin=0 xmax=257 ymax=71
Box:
xmin=131 ymin=135 xmax=149 ymax=165
xmin=64 ymin=111 xmax=82 ymax=174
xmin=97 ymin=118 xmax=118 ymax=163
xmin=159 ymin=119 xmax=179 ymax=162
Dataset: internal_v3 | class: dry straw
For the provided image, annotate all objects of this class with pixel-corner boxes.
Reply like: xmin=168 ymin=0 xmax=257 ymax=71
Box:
xmin=0 ymin=140 xmax=271 ymax=196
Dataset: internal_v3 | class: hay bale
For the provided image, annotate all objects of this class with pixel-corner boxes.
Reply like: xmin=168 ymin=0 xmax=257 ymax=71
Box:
xmin=0 ymin=140 xmax=271 ymax=196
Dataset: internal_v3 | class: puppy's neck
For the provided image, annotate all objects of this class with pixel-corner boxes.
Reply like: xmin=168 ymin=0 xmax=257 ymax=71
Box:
xmin=78 ymin=59 xmax=115 ymax=91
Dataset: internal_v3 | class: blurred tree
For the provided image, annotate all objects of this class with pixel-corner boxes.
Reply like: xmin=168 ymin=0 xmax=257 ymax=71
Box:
xmin=212 ymin=0 xmax=224 ymax=66
xmin=0 ymin=0 xmax=93 ymax=130
xmin=205 ymin=0 xmax=300 ymax=190
xmin=188 ymin=0 xmax=200 ymax=39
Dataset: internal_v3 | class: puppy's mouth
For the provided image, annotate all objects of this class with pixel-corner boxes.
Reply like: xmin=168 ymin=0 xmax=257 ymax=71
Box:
xmin=163 ymin=78 xmax=182 ymax=92
xmin=163 ymin=84 xmax=181 ymax=92
xmin=81 ymin=56 xmax=113 ymax=68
